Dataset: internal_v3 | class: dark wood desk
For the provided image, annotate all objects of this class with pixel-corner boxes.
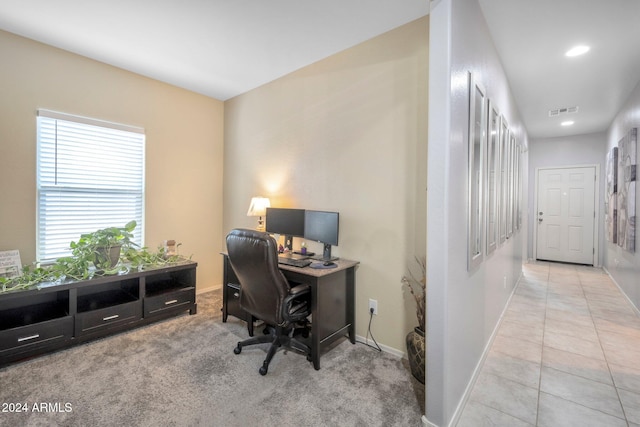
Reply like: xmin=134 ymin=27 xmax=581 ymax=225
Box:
xmin=221 ymin=255 xmax=358 ymax=370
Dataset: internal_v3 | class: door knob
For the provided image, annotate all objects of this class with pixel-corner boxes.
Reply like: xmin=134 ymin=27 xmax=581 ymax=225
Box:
xmin=538 ymin=218 xmax=543 ymax=223
xmin=539 ymin=212 xmax=543 ymax=215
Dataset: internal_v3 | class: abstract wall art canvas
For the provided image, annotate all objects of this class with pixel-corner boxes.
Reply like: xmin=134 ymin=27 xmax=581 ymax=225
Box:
xmin=606 ymin=146 xmax=618 ymax=243
xmin=617 ymin=128 xmax=637 ymax=252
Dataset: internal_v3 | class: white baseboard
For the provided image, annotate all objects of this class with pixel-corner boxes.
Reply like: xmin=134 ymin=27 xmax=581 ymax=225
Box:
xmin=196 ymin=287 xmax=410 ymax=358
xmin=199 ymin=286 xmax=409 ymax=358
xmin=355 ymin=334 xmax=405 ymax=358
xmin=197 ymin=285 xmax=221 ymax=295
xmin=603 ymin=267 xmax=640 ymax=316
xmin=447 ymin=270 xmax=523 ymax=426
xmin=422 ymin=415 xmax=437 ymax=426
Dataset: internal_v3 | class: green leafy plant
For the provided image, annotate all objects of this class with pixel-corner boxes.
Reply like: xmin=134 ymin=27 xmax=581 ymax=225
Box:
xmin=0 ymin=221 xmax=187 ymax=294
xmin=122 ymin=244 xmax=184 ymax=271
xmin=0 ymin=264 xmax=62 ymax=293
xmin=71 ymin=220 xmax=137 ymax=271
xmin=401 ymin=256 xmax=426 ymax=332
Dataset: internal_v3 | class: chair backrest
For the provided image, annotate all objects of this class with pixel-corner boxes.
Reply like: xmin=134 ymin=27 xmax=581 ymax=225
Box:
xmin=226 ymin=228 xmax=290 ymax=325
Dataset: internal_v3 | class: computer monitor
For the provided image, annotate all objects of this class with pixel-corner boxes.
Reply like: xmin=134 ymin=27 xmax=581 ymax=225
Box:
xmin=265 ymin=208 xmax=305 ymax=250
xmin=304 ymin=210 xmax=339 ymax=261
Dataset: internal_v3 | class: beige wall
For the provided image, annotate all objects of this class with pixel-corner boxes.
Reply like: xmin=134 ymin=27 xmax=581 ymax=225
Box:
xmin=223 ymin=17 xmax=428 ymax=353
xmin=0 ymin=30 xmax=224 ymax=291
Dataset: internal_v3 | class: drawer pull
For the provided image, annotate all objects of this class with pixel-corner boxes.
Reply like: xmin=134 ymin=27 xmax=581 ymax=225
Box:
xmin=18 ymin=334 xmax=40 ymax=342
xmin=233 ymin=292 xmax=239 ymax=298
xmin=103 ymin=314 xmax=120 ymax=321
xmin=165 ymin=299 xmax=178 ymax=305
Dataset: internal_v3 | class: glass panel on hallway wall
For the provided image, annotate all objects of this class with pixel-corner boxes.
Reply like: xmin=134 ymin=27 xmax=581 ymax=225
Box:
xmin=506 ymin=132 xmax=514 ymax=237
xmin=499 ymin=117 xmax=509 ymax=245
xmin=486 ymin=100 xmax=500 ymax=255
xmin=467 ymin=72 xmax=486 ymax=271
xmin=514 ymin=138 xmax=521 ymax=231
xmin=515 ymin=140 xmax=522 ymax=231
xmin=605 ymin=146 xmax=618 ymax=243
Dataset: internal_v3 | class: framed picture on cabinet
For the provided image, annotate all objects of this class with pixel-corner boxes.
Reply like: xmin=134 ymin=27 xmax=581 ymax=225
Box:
xmin=0 ymin=250 xmax=22 ymax=280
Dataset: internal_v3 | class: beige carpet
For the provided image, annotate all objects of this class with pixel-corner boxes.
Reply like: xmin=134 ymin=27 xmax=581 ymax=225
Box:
xmin=0 ymin=289 xmax=424 ymax=426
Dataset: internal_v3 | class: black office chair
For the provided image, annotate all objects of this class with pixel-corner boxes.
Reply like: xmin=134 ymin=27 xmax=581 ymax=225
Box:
xmin=226 ymin=228 xmax=312 ymax=375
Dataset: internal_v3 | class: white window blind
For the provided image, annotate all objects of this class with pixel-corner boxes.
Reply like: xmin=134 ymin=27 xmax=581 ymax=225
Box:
xmin=37 ymin=109 xmax=145 ymax=262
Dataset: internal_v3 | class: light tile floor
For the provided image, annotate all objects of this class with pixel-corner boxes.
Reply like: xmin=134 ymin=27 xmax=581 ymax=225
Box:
xmin=457 ymin=261 xmax=640 ymax=427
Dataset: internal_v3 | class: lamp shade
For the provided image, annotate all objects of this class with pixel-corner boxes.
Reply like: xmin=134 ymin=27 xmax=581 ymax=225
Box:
xmin=246 ymin=197 xmax=271 ymax=217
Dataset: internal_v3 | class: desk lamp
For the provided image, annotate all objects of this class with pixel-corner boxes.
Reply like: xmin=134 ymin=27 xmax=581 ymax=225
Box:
xmin=246 ymin=196 xmax=270 ymax=231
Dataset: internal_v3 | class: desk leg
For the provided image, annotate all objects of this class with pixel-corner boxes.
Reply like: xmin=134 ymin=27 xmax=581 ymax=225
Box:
xmin=311 ymin=346 xmax=320 ymax=370
xmin=347 ymin=267 xmax=356 ymax=344
xmin=311 ymin=286 xmax=321 ymax=370
xmin=222 ymin=286 xmax=229 ymax=323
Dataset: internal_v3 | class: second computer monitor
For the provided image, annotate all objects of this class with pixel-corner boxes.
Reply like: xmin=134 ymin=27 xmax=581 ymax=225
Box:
xmin=265 ymin=207 xmax=305 ymax=250
xmin=304 ymin=210 xmax=339 ymax=261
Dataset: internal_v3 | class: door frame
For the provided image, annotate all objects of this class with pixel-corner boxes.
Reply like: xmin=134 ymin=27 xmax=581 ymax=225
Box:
xmin=533 ymin=164 xmax=600 ymax=266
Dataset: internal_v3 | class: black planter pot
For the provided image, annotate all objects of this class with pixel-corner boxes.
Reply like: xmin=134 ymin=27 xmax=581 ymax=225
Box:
xmin=406 ymin=326 xmax=425 ymax=384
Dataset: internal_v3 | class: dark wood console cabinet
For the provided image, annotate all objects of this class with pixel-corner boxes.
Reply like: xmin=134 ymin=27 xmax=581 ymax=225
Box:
xmin=0 ymin=260 xmax=197 ymax=366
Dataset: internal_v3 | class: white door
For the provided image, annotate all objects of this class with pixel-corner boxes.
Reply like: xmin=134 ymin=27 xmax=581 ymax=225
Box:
xmin=536 ymin=166 xmax=596 ymax=265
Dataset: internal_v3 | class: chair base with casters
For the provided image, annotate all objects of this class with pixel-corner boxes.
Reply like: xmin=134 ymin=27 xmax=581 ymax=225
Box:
xmin=233 ymin=323 xmax=312 ymax=375
xmin=226 ymin=228 xmax=313 ymax=376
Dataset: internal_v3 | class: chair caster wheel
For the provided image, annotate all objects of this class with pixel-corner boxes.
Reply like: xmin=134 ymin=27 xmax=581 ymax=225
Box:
xmin=234 ymin=345 xmax=242 ymax=354
xmin=259 ymin=366 xmax=268 ymax=376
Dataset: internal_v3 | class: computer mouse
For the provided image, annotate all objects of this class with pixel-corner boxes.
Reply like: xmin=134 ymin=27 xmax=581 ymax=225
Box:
xmin=323 ymin=261 xmax=334 ymax=266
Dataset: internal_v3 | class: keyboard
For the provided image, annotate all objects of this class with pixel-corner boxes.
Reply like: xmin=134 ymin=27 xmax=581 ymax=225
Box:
xmin=278 ymin=256 xmax=312 ymax=268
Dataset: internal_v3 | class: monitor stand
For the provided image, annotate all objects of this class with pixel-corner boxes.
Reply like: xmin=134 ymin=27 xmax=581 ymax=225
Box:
xmin=311 ymin=243 xmax=339 ymax=261
xmin=284 ymin=235 xmax=294 ymax=251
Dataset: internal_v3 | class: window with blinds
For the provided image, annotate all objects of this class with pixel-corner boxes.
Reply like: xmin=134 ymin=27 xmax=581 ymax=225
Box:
xmin=37 ymin=109 xmax=145 ymax=262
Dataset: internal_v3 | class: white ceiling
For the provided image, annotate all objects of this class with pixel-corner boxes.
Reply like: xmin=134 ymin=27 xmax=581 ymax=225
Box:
xmin=479 ymin=0 xmax=640 ymax=139
xmin=1 ymin=1 xmax=639 ymax=140
xmin=0 ymin=0 xmax=428 ymax=101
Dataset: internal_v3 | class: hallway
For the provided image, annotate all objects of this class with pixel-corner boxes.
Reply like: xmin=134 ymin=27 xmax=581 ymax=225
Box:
xmin=457 ymin=262 xmax=640 ymax=426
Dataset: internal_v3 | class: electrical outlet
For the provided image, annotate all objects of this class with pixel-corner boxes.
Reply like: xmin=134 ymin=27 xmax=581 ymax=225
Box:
xmin=369 ymin=298 xmax=378 ymax=315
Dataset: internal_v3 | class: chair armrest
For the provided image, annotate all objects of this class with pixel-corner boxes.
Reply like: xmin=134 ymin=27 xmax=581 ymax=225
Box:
xmin=289 ymin=283 xmax=311 ymax=297
xmin=283 ymin=284 xmax=311 ymax=323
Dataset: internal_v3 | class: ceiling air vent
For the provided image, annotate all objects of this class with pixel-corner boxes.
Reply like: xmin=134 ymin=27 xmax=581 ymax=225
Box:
xmin=549 ymin=106 xmax=579 ymax=117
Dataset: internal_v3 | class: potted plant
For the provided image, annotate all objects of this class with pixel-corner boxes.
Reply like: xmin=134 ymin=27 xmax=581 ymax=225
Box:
xmin=70 ymin=220 xmax=137 ymax=271
xmin=402 ymin=256 xmax=426 ymax=384
xmin=0 ymin=221 xmax=189 ymax=294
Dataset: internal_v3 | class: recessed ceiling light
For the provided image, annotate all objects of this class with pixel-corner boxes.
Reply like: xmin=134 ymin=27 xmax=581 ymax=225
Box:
xmin=561 ymin=121 xmax=575 ymax=126
xmin=565 ymin=45 xmax=590 ymax=57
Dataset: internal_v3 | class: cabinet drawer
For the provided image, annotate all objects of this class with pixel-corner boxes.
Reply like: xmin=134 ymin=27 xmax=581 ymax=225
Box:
xmin=144 ymin=287 xmax=195 ymax=317
xmin=0 ymin=317 xmax=73 ymax=354
xmin=75 ymin=301 xmax=141 ymax=335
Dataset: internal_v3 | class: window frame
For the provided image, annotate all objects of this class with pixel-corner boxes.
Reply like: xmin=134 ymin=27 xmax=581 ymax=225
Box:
xmin=36 ymin=109 xmax=145 ymax=262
